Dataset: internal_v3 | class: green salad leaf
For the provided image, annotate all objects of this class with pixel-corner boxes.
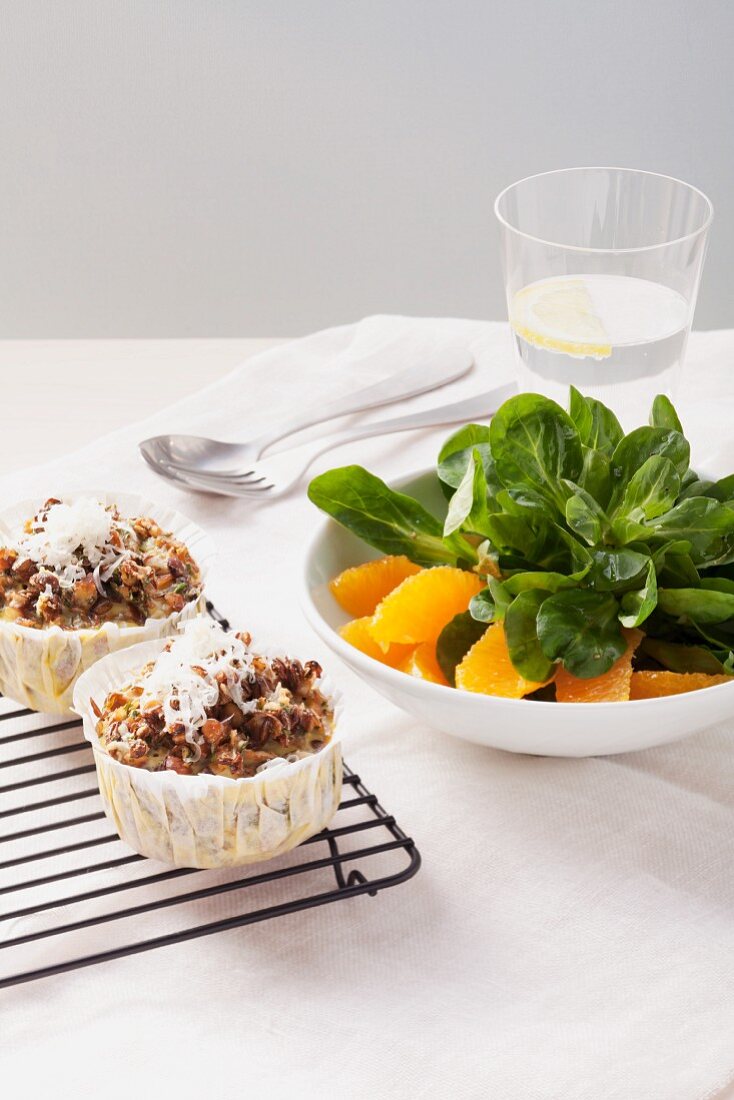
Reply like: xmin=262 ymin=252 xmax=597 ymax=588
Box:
xmin=712 ymin=473 xmax=734 ymax=502
xmin=639 ymin=636 xmax=734 ymax=675
xmin=588 ymin=547 xmax=650 ymax=592
xmin=437 ymin=424 xmax=497 ymax=496
xmin=307 ymin=465 xmax=477 ymax=567
xmin=615 ymin=455 xmax=680 ymax=523
xmin=563 ymin=483 xmax=608 ymax=545
xmin=309 ymin=387 xmax=734 ymax=682
xmin=436 ymin=612 xmax=487 ymax=686
xmin=469 ymin=587 xmax=496 ymax=623
xmin=619 ymin=559 xmax=658 ymax=628
xmin=569 ymin=386 xmax=624 ymax=454
xmin=443 ymin=449 xmax=493 ymax=537
xmin=537 ymin=590 xmax=627 ymax=678
xmin=505 ymin=589 xmax=555 ymax=682
xmin=657 ymin=586 xmax=734 ymax=624
xmin=650 ymin=394 xmax=684 ymax=433
xmin=577 ymin=446 xmax=613 ymax=507
xmin=650 ymin=497 xmax=734 ymax=566
xmin=490 ymin=393 xmax=582 ymax=513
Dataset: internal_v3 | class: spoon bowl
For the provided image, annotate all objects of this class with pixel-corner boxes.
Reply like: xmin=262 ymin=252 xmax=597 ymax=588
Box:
xmin=139 ymin=434 xmax=257 ymax=476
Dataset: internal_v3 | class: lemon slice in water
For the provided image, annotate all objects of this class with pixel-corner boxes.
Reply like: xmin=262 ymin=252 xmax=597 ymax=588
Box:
xmin=510 ymin=277 xmax=612 ymax=360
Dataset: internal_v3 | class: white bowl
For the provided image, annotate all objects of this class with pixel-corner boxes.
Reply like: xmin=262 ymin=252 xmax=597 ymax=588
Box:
xmin=302 ymin=469 xmax=734 ymax=757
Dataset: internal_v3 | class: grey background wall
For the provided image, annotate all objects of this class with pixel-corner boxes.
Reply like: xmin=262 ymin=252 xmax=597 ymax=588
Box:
xmin=1 ymin=0 xmax=732 ymax=337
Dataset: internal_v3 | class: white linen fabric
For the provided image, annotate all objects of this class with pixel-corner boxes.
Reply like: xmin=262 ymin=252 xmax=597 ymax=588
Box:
xmin=1 ymin=316 xmax=734 ymax=1100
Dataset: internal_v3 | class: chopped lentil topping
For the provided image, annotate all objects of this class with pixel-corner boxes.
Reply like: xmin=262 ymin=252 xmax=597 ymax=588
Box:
xmin=93 ymin=619 xmax=333 ymax=778
xmin=0 ymin=497 xmax=201 ymax=629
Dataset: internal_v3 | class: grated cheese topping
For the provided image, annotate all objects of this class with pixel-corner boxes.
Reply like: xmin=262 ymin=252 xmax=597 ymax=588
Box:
xmin=14 ymin=498 xmax=130 ymax=589
xmin=137 ymin=619 xmax=259 ymax=757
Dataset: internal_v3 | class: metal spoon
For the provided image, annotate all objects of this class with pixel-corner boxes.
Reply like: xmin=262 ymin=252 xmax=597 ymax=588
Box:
xmin=140 ymin=347 xmax=473 ymax=478
xmin=141 ymin=383 xmax=516 ymax=499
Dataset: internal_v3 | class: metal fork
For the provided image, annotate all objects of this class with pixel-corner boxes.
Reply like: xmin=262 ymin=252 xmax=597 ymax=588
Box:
xmin=141 ymin=382 xmax=516 ymax=499
xmin=139 ymin=347 xmax=473 ymax=478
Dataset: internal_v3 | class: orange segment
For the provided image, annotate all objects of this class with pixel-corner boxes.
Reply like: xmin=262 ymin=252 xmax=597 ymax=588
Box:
xmin=555 ymin=628 xmax=642 ymax=703
xmin=630 ymin=670 xmax=732 ymax=699
xmin=329 ymin=556 xmax=422 ymax=617
xmin=369 ymin=566 xmax=483 ymax=650
xmin=455 ymin=623 xmax=550 ymax=698
xmin=339 ymin=616 xmax=414 ymax=669
xmin=401 ymin=642 xmax=450 ymax=686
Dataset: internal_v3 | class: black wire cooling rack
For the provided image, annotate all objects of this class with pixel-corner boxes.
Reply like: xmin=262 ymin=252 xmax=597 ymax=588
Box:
xmin=0 ymin=602 xmax=420 ymax=989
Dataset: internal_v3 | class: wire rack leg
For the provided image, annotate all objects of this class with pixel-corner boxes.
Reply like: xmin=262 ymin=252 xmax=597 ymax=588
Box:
xmin=326 ymin=835 xmax=378 ymax=897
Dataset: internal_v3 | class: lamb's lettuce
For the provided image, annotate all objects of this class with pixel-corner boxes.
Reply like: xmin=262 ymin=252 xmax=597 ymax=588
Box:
xmin=435 ymin=612 xmax=487 ymax=686
xmin=307 ymin=465 xmax=477 ymax=567
xmin=309 ymin=388 xmax=734 ymax=681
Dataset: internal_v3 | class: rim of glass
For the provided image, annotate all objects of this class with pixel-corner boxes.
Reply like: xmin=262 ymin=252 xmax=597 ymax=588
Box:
xmin=494 ymin=166 xmax=714 ymax=254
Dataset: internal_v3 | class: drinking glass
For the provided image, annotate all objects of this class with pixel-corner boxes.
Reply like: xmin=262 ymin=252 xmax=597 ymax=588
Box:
xmin=494 ymin=167 xmax=712 ymax=423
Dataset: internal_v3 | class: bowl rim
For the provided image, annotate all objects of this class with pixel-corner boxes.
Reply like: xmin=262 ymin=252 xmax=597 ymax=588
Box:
xmin=301 ymin=465 xmax=734 ymax=711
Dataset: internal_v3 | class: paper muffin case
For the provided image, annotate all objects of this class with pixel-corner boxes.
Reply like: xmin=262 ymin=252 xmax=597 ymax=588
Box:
xmin=0 ymin=490 xmax=216 ymax=714
xmin=72 ymin=638 xmax=343 ymax=869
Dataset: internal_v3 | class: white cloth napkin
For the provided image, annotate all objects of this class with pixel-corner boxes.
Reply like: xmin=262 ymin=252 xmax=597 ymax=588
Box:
xmin=2 ymin=315 xmax=734 ymax=1100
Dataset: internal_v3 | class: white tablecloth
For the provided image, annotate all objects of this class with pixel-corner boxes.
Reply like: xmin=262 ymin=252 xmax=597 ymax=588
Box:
xmin=2 ymin=316 xmax=734 ymax=1100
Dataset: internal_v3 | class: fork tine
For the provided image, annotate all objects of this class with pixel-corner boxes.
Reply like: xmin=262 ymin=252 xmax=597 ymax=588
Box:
xmin=207 ymin=477 xmax=276 ymax=493
xmin=220 ymin=481 xmax=277 ymax=495
xmin=227 ymin=473 xmax=268 ymax=485
xmin=158 ymin=457 xmax=269 ymax=488
xmin=164 ymin=465 xmax=278 ymax=496
xmin=172 ymin=464 xmax=259 ymax=481
xmin=152 ymin=456 xmax=287 ymax=497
